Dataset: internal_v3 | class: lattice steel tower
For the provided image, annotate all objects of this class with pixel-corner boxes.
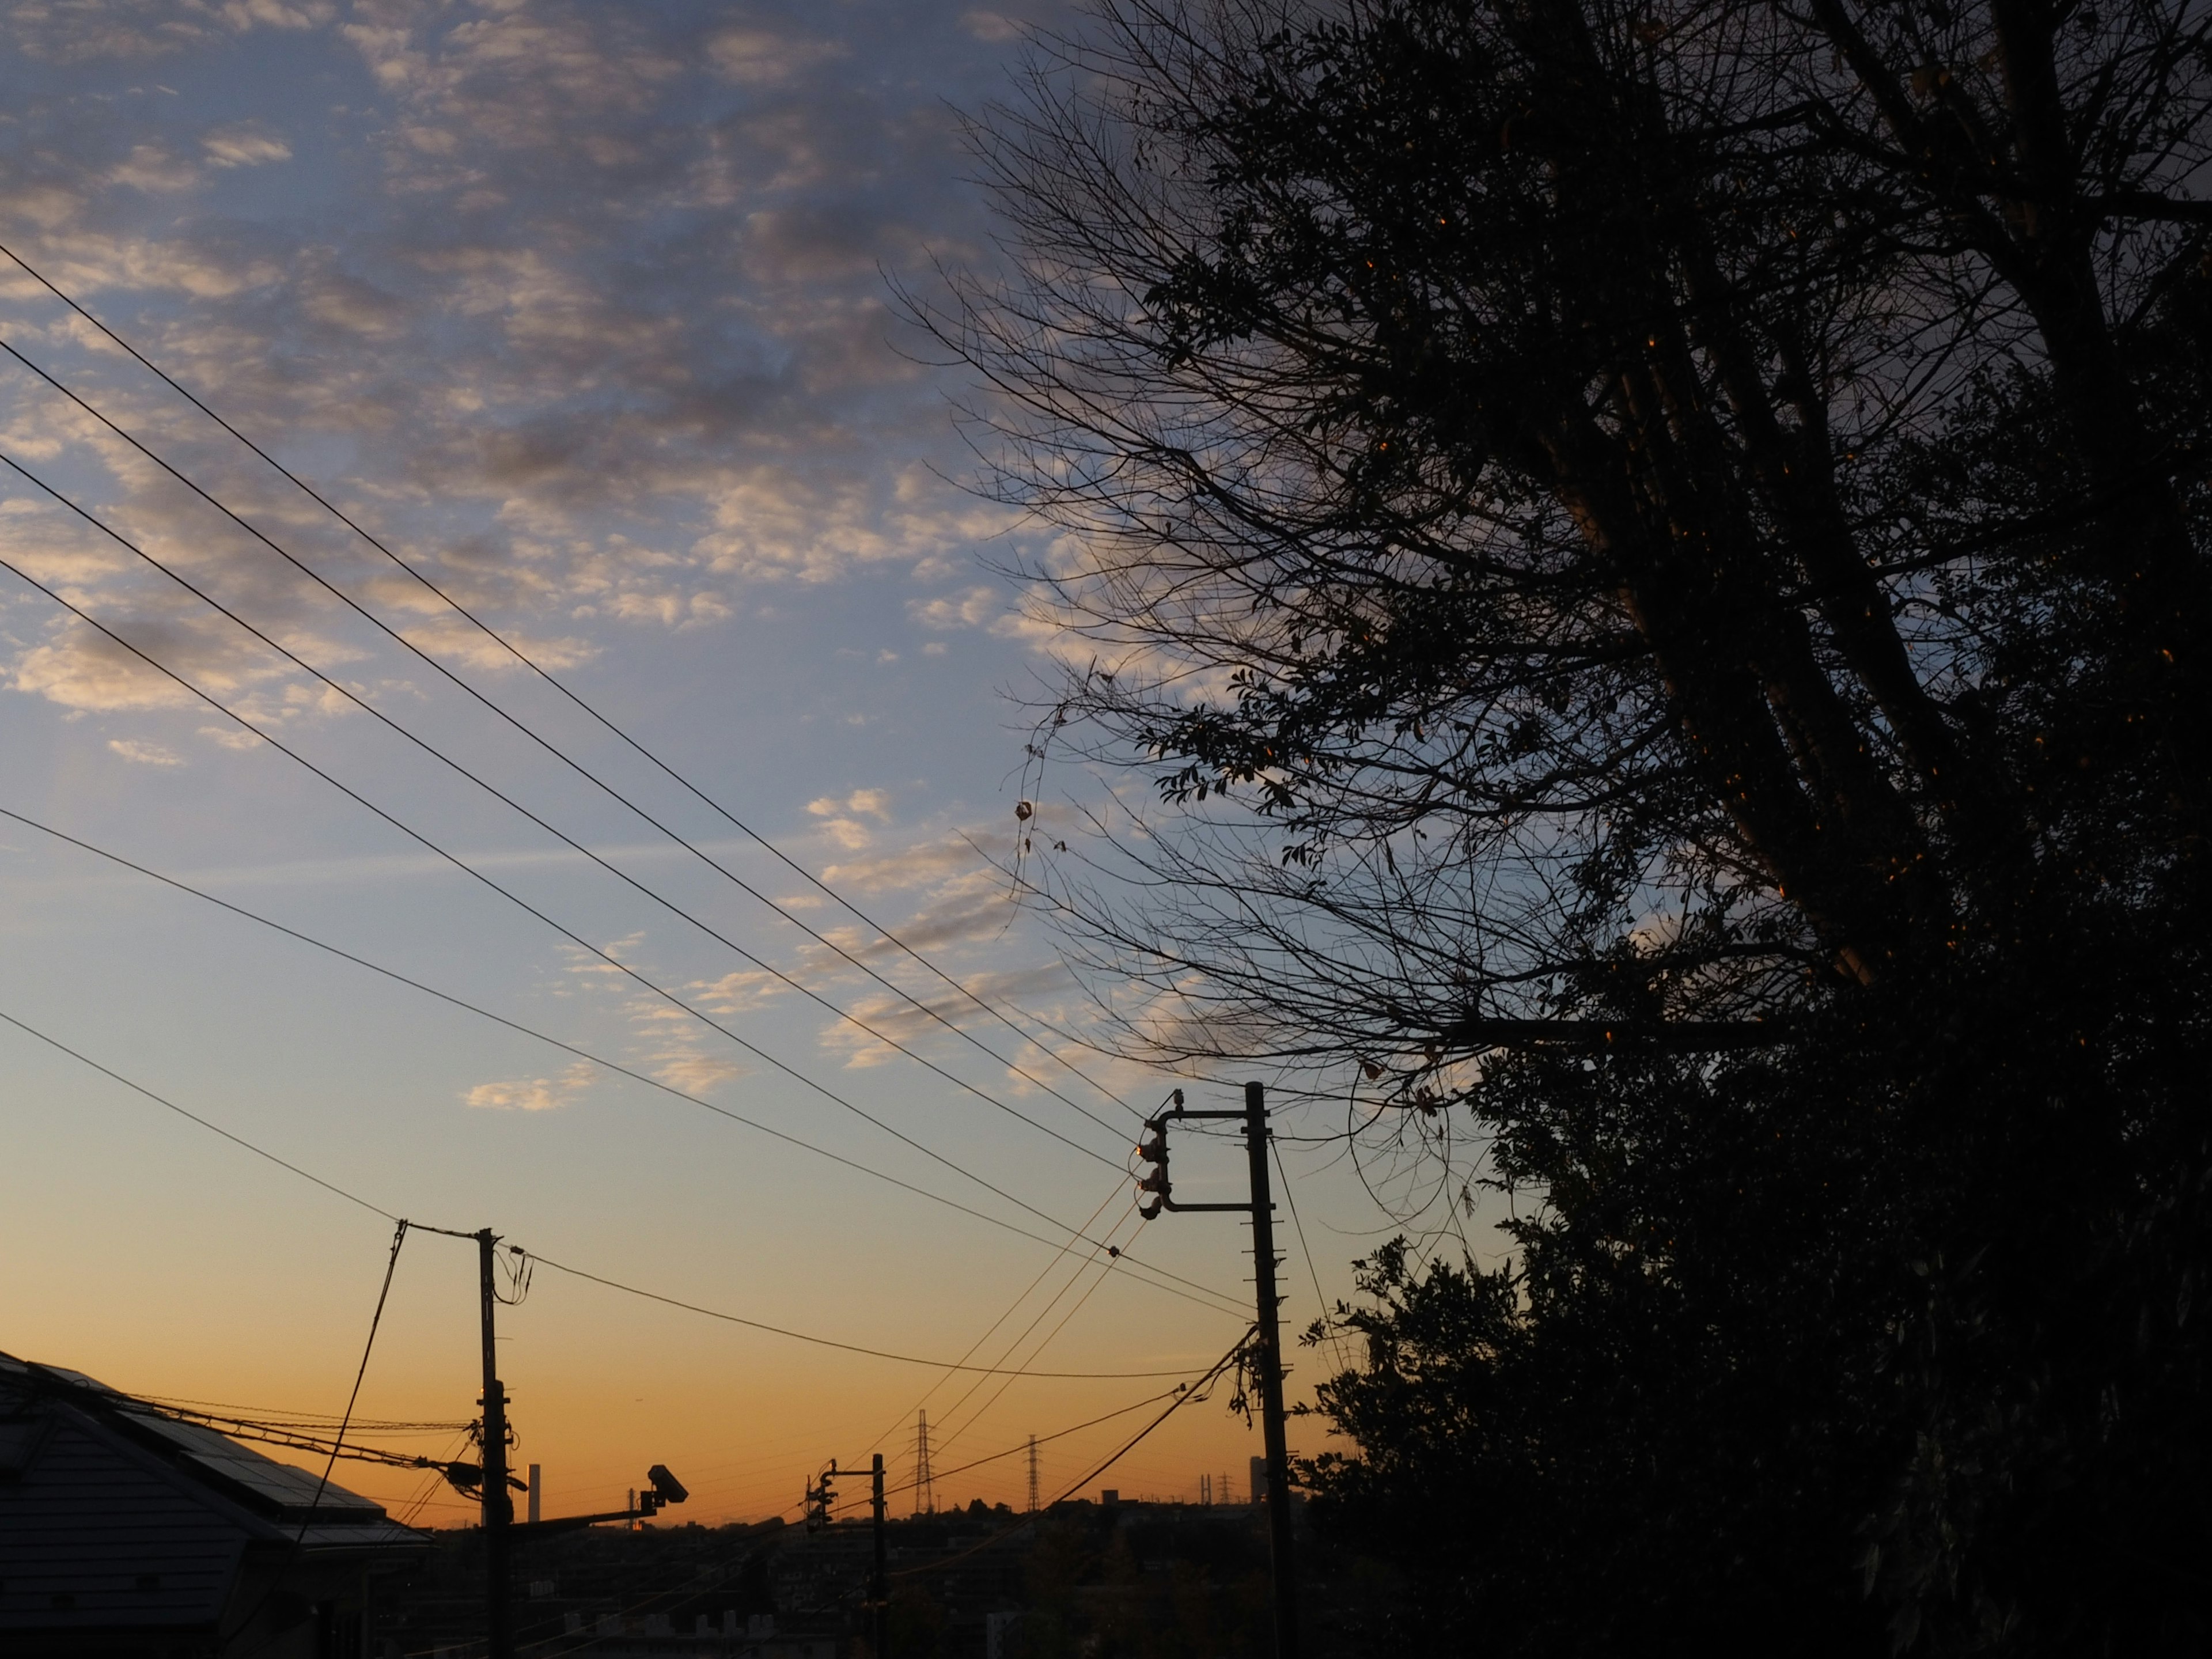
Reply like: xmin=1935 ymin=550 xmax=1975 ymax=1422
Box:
xmin=914 ymin=1410 xmax=935 ymax=1515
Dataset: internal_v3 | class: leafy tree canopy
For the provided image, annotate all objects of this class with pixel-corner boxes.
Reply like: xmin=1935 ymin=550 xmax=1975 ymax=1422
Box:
xmin=929 ymin=0 xmax=2212 ymax=1650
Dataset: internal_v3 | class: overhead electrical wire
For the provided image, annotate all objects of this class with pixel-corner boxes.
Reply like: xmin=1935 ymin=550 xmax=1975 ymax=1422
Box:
xmin=887 ymin=1333 xmax=1251 ymax=1580
xmin=827 ymin=1380 xmax=1196 ymax=1518
xmin=1274 ymin=1136 xmax=1354 ymax=1377
xmin=859 ymin=1179 xmax=1134 ymax=1458
xmin=0 ymin=507 xmax=1237 ymax=1313
xmin=124 ymin=1395 xmax=469 ymax=1433
xmin=0 ymin=1003 xmax=403 ymax=1224
xmin=0 ymin=997 xmax=1231 ymax=1375
xmin=524 ymin=1254 xmax=1203 ymax=1378
xmin=0 ymin=238 xmax=1141 ymax=1130
xmin=0 ymin=803 xmax=1241 ymax=1317
xmin=925 ymin=1209 xmax=1155 ymax=1463
xmin=0 ymin=427 xmax=1124 ymax=1183
xmin=215 ymin=1217 xmax=408 ymax=1658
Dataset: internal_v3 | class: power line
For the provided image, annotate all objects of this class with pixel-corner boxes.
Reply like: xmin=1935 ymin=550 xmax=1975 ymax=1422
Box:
xmin=1274 ymin=1136 xmax=1354 ymax=1377
xmin=0 ymin=999 xmax=1225 ymax=1378
xmin=887 ymin=1333 xmax=1249 ymax=1580
xmin=521 ymin=1254 xmax=1205 ymax=1378
xmin=925 ymin=1210 xmax=1152 ymax=1462
xmin=217 ymin=1217 xmax=408 ymax=1657
xmin=859 ymin=1180 xmax=1133 ymax=1457
xmin=123 ymin=1396 xmax=469 ymax=1433
xmin=0 ymin=1003 xmax=400 ymax=1223
xmin=0 ymin=802 xmax=1244 ymax=1318
xmin=0 ymin=238 xmax=1141 ymax=1128
xmin=0 ymin=522 xmax=1239 ymax=1314
xmin=0 ymin=432 xmax=1125 ymax=1184
xmin=831 ymin=1385 xmax=1187 ymax=1517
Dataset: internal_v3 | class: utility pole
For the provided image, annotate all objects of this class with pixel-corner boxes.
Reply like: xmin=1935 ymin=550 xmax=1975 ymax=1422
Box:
xmin=871 ymin=1453 xmax=888 ymax=1659
xmin=1026 ymin=1435 xmax=1039 ymax=1514
xmin=1243 ymin=1082 xmax=1299 ymax=1659
xmin=1132 ymin=1082 xmax=1300 ymax=1659
xmin=476 ymin=1229 xmax=514 ymax=1659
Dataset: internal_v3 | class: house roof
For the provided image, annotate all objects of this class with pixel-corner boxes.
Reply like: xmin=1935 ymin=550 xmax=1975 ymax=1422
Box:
xmin=0 ymin=1352 xmax=426 ymax=1635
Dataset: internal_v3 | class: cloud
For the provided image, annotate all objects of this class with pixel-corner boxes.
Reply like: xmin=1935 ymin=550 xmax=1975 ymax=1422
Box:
xmin=0 ymin=0 xmax=1035 ymax=726
xmin=109 ymin=143 xmax=199 ymax=192
xmin=465 ymin=1060 xmax=595 ymax=1111
xmin=808 ymin=789 xmax=891 ymax=820
xmin=910 ymin=585 xmax=1002 ymax=630
xmin=821 ymin=832 xmax=998 ymax=893
xmin=648 ymin=1051 xmax=745 ymax=1094
xmin=201 ymin=121 xmax=291 ymax=167
xmin=961 ymin=12 xmax=1027 ymax=44
xmin=693 ymin=968 xmax=791 ymax=1017
xmin=804 ymin=789 xmax=893 ymax=851
xmin=107 ymin=736 xmax=183 ymax=766
xmin=12 ymin=626 xmax=202 ymax=713
xmin=707 ymin=26 xmax=847 ymax=86
xmin=0 ymin=0 xmax=332 ymax=63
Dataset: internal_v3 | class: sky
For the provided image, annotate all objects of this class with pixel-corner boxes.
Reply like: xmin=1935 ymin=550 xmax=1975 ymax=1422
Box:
xmin=0 ymin=0 xmax=1469 ymax=1528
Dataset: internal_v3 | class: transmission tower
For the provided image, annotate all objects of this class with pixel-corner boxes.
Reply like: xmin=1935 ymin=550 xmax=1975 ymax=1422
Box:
xmin=1027 ymin=1434 xmax=1039 ymax=1513
xmin=914 ymin=1410 xmax=934 ymax=1516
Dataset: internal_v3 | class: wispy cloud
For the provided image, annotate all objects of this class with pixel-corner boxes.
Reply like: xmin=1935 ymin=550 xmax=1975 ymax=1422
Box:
xmin=200 ymin=120 xmax=290 ymax=167
xmin=465 ymin=1059 xmax=594 ymax=1111
xmin=107 ymin=734 xmax=182 ymax=765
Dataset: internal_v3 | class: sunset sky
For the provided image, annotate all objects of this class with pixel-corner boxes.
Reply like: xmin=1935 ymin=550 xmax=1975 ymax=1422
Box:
xmin=0 ymin=0 xmax=1480 ymax=1527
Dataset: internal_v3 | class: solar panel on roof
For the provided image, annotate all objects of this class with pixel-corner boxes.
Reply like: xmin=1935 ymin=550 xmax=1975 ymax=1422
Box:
xmin=112 ymin=1408 xmax=384 ymax=1517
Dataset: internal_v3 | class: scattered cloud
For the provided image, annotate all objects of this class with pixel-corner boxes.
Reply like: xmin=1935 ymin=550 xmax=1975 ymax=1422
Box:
xmin=961 ymin=11 xmax=1026 ymax=44
xmin=910 ymin=585 xmax=1002 ymax=630
xmin=808 ymin=789 xmax=891 ymax=820
xmin=465 ymin=1060 xmax=595 ymax=1111
xmin=108 ymin=143 xmax=199 ymax=192
xmin=649 ymin=1051 xmax=745 ymax=1094
xmin=107 ymin=736 xmax=182 ymax=766
xmin=821 ymin=832 xmax=996 ymax=893
xmin=0 ymin=0 xmax=1035 ymax=717
xmin=707 ymin=26 xmax=847 ymax=86
xmin=201 ymin=120 xmax=291 ymax=167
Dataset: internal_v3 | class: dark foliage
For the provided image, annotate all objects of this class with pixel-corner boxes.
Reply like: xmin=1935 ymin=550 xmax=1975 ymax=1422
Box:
xmin=929 ymin=0 xmax=2212 ymax=1651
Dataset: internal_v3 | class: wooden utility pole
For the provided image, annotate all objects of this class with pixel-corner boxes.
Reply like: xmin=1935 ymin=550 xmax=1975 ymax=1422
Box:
xmin=1132 ymin=1081 xmax=1300 ymax=1659
xmin=1242 ymin=1082 xmax=1298 ymax=1659
xmin=476 ymin=1229 xmax=513 ymax=1659
xmin=871 ymin=1453 xmax=888 ymax=1658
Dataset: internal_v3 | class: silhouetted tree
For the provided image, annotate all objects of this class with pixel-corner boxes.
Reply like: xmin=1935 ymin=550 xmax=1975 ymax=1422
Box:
xmin=931 ymin=0 xmax=2212 ymax=1650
